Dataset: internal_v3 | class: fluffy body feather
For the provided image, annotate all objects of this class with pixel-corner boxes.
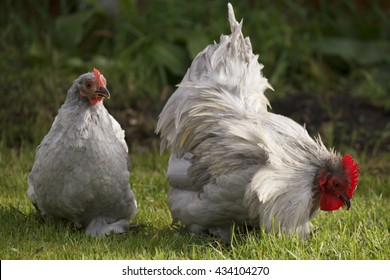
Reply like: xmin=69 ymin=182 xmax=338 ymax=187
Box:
xmin=28 ymin=70 xmax=137 ymax=237
xmin=157 ymin=4 xmax=358 ymax=242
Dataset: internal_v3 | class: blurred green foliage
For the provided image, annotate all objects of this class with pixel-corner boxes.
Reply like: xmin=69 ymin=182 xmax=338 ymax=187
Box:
xmin=0 ymin=0 xmax=389 ymax=148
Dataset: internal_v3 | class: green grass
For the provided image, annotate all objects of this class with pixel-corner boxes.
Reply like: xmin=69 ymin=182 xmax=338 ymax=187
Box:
xmin=0 ymin=145 xmax=389 ymax=260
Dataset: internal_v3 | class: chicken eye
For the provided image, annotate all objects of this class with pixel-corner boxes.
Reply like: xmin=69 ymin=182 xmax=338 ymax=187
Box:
xmin=85 ymin=81 xmax=92 ymax=89
xmin=333 ymin=181 xmax=340 ymax=188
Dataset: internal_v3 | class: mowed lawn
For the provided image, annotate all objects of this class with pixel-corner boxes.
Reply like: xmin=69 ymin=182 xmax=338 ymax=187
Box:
xmin=0 ymin=145 xmax=388 ymax=260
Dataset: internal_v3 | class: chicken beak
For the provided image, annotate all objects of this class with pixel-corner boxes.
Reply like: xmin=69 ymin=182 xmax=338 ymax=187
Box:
xmin=95 ymin=86 xmax=110 ymax=99
xmin=339 ymin=195 xmax=351 ymax=210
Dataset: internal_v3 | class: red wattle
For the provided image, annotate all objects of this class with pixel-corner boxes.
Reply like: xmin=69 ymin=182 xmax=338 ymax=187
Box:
xmin=89 ymin=97 xmax=103 ymax=106
xmin=320 ymin=193 xmax=343 ymax=211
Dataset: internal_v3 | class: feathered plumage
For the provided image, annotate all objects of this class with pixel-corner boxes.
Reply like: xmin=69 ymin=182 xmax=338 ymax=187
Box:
xmin=156 ymin=3 xmax=359 ymax=242
xmin=28 ymin=69 xmax=137 ymax=237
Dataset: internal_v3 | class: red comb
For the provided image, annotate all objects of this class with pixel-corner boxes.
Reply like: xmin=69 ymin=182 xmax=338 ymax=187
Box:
xmin=93 ymin=68 xmax=105 ymax=87
xmin=342 ymin=154 xmax=359 ymax=198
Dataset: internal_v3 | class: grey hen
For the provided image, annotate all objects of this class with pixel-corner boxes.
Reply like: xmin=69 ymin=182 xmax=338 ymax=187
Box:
xmin=28 ymin=69 xmax=137 ymax=237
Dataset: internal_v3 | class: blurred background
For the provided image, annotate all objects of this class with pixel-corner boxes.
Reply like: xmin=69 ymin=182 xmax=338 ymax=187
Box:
xmin=1 ymin=0 xmax=389 ymax=163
